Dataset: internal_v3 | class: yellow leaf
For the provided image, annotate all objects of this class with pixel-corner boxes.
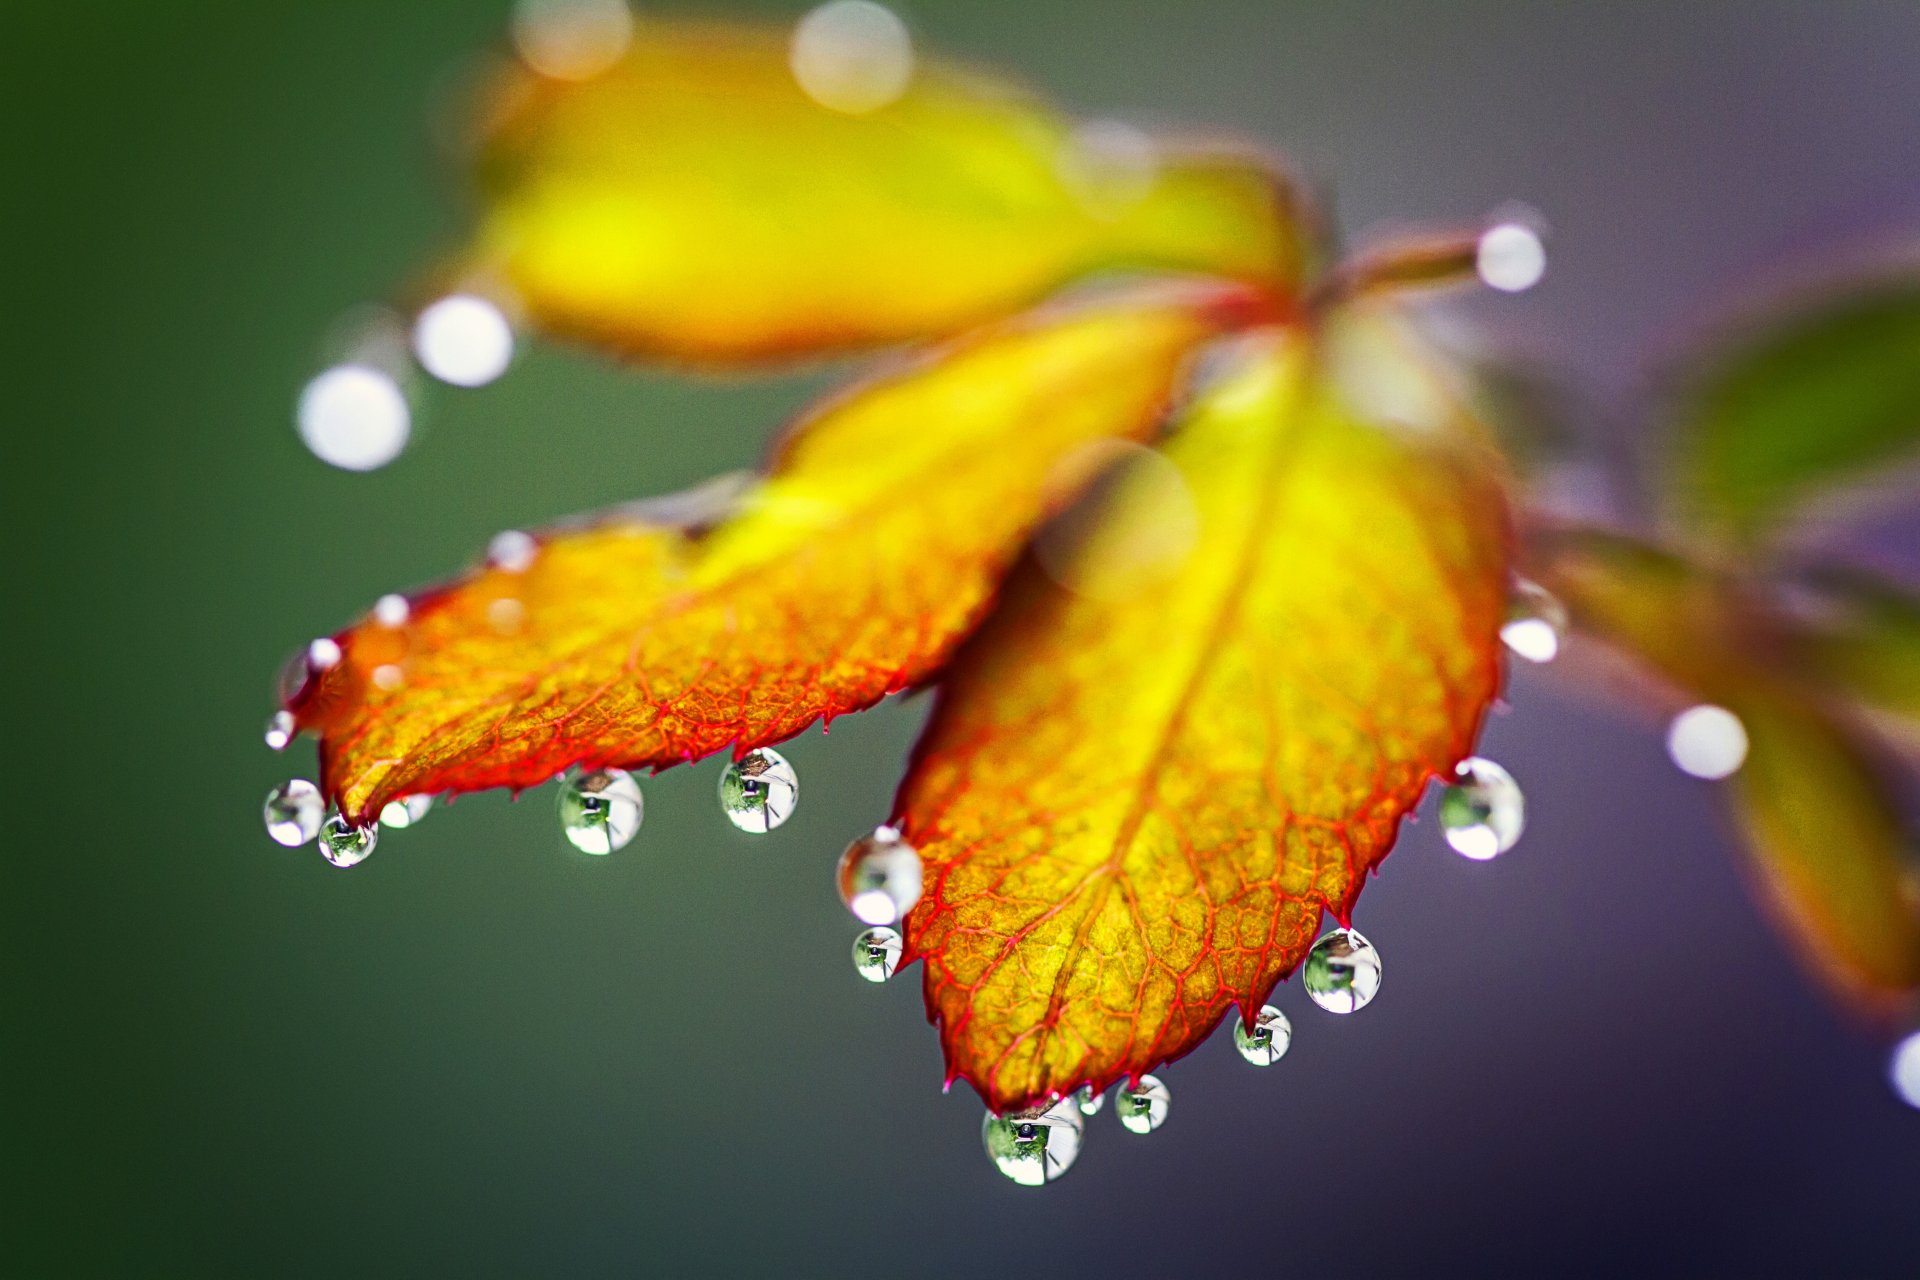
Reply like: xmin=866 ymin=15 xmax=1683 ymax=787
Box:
xmin=458 ymin=21 xmax=1304 ymax=362
xmin=894 ymin=313 xmax=1512 ymax=1110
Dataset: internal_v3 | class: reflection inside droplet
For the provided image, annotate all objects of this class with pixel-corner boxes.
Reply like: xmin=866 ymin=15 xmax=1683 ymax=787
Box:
xmin=789 ymin=0 xmax=913 ymax=114
xmin=297 ymin=364 xmax=410 ymax=472
xmin=1115 ymin=1074 xmax=1171 ymax=1134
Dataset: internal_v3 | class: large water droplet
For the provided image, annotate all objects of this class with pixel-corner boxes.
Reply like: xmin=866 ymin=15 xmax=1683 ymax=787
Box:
xmin=1303 ymin=928 xmax=1382 ymax=1014
xmin=558 ymin=767 xmax=644 ymax=854
xmin=1501 ymin=579 xmax=1567 ymax=663
xmin=1439 ymin=757 xmax=1525 ymax=860
xmin=1115 ymin=1074 xmax=1170 ymax=1135
xmin=1889 ymin=1031 xmax=1920 ymax=1110
xmin=1234 ymin=1005 xmax=1292 ymax=1066
xmin=719 ymin=748 xmax=798 ymax=833
xmin=319 ymin=814 xmax=377 ymax=868
xmin=264 ymin=710 xmax=295 ymax=752
xmin=836 ymin=825 xmax=922 ymax=924
xmin=1073 ymin=1085 xmax=1105 ymax=1117
xmin=982 ymin=1099 xmax=1084 ymax=1186
xmin=264 ymin=780 xmax=324 ymax=847
xmin=851 ymin=926 xmax=902 ymax=983
xmin=379 ymin=794 xmax=434 ymax=830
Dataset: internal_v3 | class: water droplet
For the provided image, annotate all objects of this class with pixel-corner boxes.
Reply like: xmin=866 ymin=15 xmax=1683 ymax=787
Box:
xmin=836 ymin=825 xmax=922 ymax=924
xmin=1114 ymin=1074 xmax=1170 ymax=1135
xmin=1439 ymin=757 xmax=1525 ymax=860
xmin=1234 ymin=1005 xmax=1292 ymax=1066
xmin=851 ymin=926 xmax=902 ymax=983
xmin=982 ymin=1099 xmax=1084 ymax=1186
xmin=297 ymin=364 xmax=411 ymax=472
xmin=1072 ymin=1085 xmax=1106 ymax=1117
xmin=488 ymin=530 xmax=538 ymax=573
xmin=307 ymin=637 xmax=342 ymax=671
xmin=719 ymin=748 xmax=799 ymax=833
xmin=264 ymin=710 xmax=295 ymax=752
xmin=264 ymin=780 xmax=324 ymax=847
xmin=1666 ymin=704 xmax=1748 ymax=780
xmin=1303 ymin=928 xmax=1382 ymax=1014
xmin=1476 ymin=221 xmax=1546 ymax=293
xmin=486 ymin=596 xmax=527 ymax=634
xmin=379 ymin=794 xmax=434 ymax=830
xmin=1501 ymin=579 xmax=1567 ymax=663
xmin=511 ymin=0 xmax=634 ymax=81
xmin=557 ymin=767 xmax=644 ymax=854
xmin=789 ymin=0 xmax=913 ymax=114
xmin=413 ymin=294 xmax=515 ymax=388
xmin=372 ymin=594 xmax=410 ymax=627
xmin=1889 ymin=1031 xmax=1920 ymax=1110
xmin=319 ymin=814 xmax=377 ymax=868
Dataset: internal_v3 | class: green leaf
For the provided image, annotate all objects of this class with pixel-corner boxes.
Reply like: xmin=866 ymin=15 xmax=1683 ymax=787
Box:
xmin=1793 ymin=569 xmax=1920 ymax=735
xmin=1667 ymin=279 xmax=1920 ymax=541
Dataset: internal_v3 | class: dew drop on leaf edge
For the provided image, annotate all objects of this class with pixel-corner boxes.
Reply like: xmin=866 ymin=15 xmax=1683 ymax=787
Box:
xmin=1500 ymin=578 xmax=1567 ymax=664
xmin=264 ymin=710 xmax=295 ymax=752
xmin=982 ymin=1098 xmax=1084 ymax=1186
xmin=1115 ymin=1074 xmax=1170 ymax=1135
xmin=1439 ymin=756 xmax=1525 ymax=860
xmin=379 ymin=794 xmax=434 ymax=830
xmin=264 ymin=780 xmax=324 ymax=847
xmin=851 ymin=926 xmax=902 ymax=983
xmin=319 ymin=813 xmax=377 ymax=868
xmin=558 ymin=767 xmax=645 ymax=854
xmin=1073 ymin=1084 xmax=1105 ymax=1117
xmin=719 ymin=748 xmax=799 ymax=833
xmin=1234 ymin=1005 xmax=1292 ymax=1066
xmin=1303 ymin=928 xmax=1382 ymax=1014
xmin=836 ymin=825 xmax=923 ymax=924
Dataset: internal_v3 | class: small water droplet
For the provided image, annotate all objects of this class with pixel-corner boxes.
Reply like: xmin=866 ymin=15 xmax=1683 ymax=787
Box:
xmin=836 ymin=825 xmax=922 ymax=924
xmin=379 ymin=794 xmax=434 ymax=830
xmin=1501 ymin=579 xmax=1567 ymax=663
xmin=1666 ymin=704 xmax=1748 ymax=780
xmin=412 ymin=294 xmax=515 ymax=387
xmin=1114 ymin=1074 xmax=1170 ymax=1135
xmin=1476 ymin=221 xmax=1547 ymax=293
xmin=1889 ymin=1031 xmax=1920 ymax=1110
xmin=488 ymin=530 xmax=538 ymax=573
xmin=372 ymin=594 xmax=410 ymax=627
xmin=1439 ymin=757 xmax=1525 ymax=860
xmin=719 ymin=748 xmax=798 ymax=833
xmin=1234 ymin=1005 xmax=1292 ymax=1066
xmin=789 ymin=0 xmax=914 ymax=115
xmin=982 ymin=1098 xmax=1084 ymax=1186
xmin=264 ymin=710 xmax=295 ymax=752
xmin=1072 ymin=1085 xmax=1105 ymax=1117
xmin=557 ymin=767 xmax=644 ymax=854
xmin=1303 ymin=928 xmax=1382 ymax=1014
xmin=511 ymin=0 xmax=634 ymax=81
xmin=319 ymin=813 xmax=377 ymax=868
xmin=264 ymin=780 xmax=324 ymax=846
xmin=307 ymin=637 xmax=342 ymax=671
xmin=851 ymin=926 xmax=902 ymax=982
xmin=297 ymin=364 xmax=411 ymax=472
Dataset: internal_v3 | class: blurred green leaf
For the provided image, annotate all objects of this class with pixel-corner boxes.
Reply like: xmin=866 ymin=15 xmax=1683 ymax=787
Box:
xmin=1793 ymin=569 xmax=1920 ymax=732
xmin=1667 ymin=279 xmax=1920 ymax=541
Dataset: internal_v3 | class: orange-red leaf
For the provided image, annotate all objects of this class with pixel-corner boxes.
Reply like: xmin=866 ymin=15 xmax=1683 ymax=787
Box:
xmin=457 ymin=21 xmax=1304 ymax=362
xmin=893 ymin=313 xmax=1512 ymax=1111
xmin=290 ymin=287 xmax=1268 ymax=821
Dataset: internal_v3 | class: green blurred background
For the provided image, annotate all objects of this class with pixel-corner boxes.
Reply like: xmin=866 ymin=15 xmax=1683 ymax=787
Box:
xmin=10 ymin=2 xmax=1920 ymax=1274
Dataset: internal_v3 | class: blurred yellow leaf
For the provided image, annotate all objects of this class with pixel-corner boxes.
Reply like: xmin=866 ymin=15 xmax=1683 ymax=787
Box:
xmin=459 ymin=21 xmax=1304 ymax=362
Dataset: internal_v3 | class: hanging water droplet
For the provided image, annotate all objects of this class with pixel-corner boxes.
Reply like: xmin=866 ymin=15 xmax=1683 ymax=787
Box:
xmin=379 ymin=794 xmax=434 ymax=830
xmin=1303 ymin=928 xmax=1382 ymax=1014
xmin=851 ymin=926 xmax=902 ymax=983
xmin=1500 ymin=578 xmax=1567 ymax=663
xmin=488 ymin=529 xmax=538 ymax=573
xmin=412 ymin=294 xmax=515 ymax=388
xmin=318 ymin=814 xmax=377 ymax=868
xmin=982 ymin=1098 xmax=1084 ymax=1186
xmin=264 ymin=710 xmax=295 ymax=752
xmin=1666 ymin=704 xmax=1748 ymax=780
xmin=1234 ymin=1005 xmax=1292 ymax=1066
xmin=1072 ymin=1085 xmax=1106 ymax=1117
xmin=836 ymin=825 xmax=922 ymax=924
xmin=1114 ymin=1074 xmax=1171 ymax=1135
xmin=372 ymin=593 xmax=410 ymax=627
xmin=264 ymin=780 xmax=324 ymax=847
xmin=1889 ymin=1031 xmax=1920 ymax=1110
xmin=1439 ymin=757 xmax=1525 ymax=860
xmin=557 ymin=767 xmax=644 ymax=854
xmin=307 ymin=637 xmax=342 ymax=671
xmin=719 ymin=748 xmax=798 ymax=833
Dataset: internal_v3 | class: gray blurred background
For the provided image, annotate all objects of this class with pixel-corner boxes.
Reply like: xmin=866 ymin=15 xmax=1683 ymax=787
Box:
xmin=9 ymin=1 xmax=1920 ymax=1274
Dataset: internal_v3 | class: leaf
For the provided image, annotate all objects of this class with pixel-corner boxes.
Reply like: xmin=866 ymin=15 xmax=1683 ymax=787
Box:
xmin=458 ymin=21 xmax=1305 ymax=363
xmin=1791 ymin=569 xmax=1920 ymax=735
xmin=892 ymin=313 xmax=1512 ymax=1111
xmin=289 ymin=287 xmax=1262 ymax=822
xmin=1531 ymin=529 xmax=1920 ymax=1003
xmin=1666 ymin=278 xmax=1920 ymax=542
